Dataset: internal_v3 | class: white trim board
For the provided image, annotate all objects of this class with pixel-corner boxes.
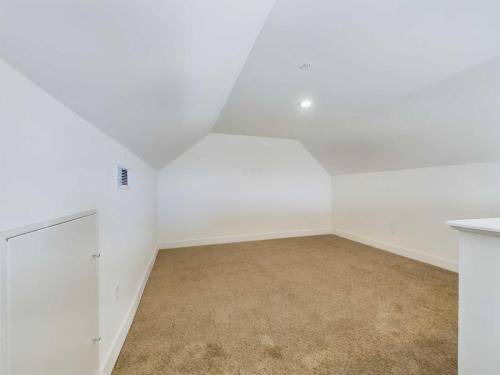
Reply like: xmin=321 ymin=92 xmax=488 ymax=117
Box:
xmin=331 ymin=228 xmax=458 ymax=272
xmin=0 ymin=235 xmax=7 ymax=375
xmin=1 ymin=210 xmax=97 ymax=240
xmin=447 ymin=218 xmax=500 ymax=237
xmin=99 ymin=242 xmax=159 ymax=375
xmin=159 ymin=228 xmax=332 ymax=249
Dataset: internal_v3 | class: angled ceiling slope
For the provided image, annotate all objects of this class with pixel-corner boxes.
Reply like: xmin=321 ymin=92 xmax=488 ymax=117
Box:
xmin=215 ymin=0 xmax=500 ymax=174
xmin=0 ymin=0 xmax=277 ymax=169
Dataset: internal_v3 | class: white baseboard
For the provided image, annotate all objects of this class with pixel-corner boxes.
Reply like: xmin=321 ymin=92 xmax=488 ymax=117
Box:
xmin=99 ymin=242 xmax=159 ymax=375
xmin=161 ymin=228 xmax=457 ymax=271
xmin=158 ymin=228 xmax=332 ymax=249
xmin=331 ymin=228 xmax=458 ymax=272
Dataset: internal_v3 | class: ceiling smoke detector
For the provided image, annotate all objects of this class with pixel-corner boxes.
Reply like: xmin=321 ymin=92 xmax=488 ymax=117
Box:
xmin=299 ymin=63 xmax=312 ymax=72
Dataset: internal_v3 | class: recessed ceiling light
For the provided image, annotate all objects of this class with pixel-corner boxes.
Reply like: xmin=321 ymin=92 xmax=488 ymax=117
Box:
xmin=299 ymin=99 xmax=312 ymax=109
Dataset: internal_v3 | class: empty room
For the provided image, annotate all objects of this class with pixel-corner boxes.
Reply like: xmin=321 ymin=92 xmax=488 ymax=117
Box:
xmin=1 ymin=1 xmax=499 ymax=374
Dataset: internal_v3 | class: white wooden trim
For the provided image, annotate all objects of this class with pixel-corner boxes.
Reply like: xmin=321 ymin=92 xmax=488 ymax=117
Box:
xmin=99 ymin=242 xmax=159 ymax=375
xmin=94 ymin=213 xmax=101 ymax=375
xmin=0 ymin=234 xmax=8 ymax=375
xmin=158 ymin=228 xmax=332 ymax=249
xmin=331 ymin=227 xmax=458 ymax=272
xmin=1 ymin=210 xmax=97 ymax=240
xmin=447 ymin=218 xmax=500 ymax=237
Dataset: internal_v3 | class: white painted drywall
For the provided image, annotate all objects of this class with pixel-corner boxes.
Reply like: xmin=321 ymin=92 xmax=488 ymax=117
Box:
xmin=0 ymin=0 xmax=277 ymax=169
xmin=331 ymin=162 xmax=500 ymax=271
xmin=158 ymin=134 xmax=332 ymax=248
xmin=215 ymin=0 xmax=500 ymax=175
xmin=0 ymin=59 xmax=158 ymax=373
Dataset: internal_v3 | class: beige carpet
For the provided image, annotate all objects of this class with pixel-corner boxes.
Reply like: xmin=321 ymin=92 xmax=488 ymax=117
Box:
xmin=113 ymin=235 xmax=457 ymax=375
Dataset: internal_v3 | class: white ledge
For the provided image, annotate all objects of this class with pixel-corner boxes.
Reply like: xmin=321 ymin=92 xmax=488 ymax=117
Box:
xmin=447 ymin=218 xmax=500 ymax=237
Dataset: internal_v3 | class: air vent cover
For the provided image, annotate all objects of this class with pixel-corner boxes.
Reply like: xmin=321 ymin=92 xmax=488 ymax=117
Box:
xmin=117 ymin=165 xmax=129 ymax=189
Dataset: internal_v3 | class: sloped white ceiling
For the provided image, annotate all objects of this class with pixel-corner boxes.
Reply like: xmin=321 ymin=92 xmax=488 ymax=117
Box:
xmin=215 ymin=0 xmax=500 ymax=174
xmin=0 ymin=0 xmax=276 ymax=169
xmin=2 ymin=1 xmax=499 ymax=174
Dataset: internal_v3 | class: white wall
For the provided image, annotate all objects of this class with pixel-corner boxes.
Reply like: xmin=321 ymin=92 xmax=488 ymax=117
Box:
xmin=0 ymin=59 xmax=158 ymax=374
xmin=331 ymin=162 xmax=500 ymax=272
xmin=158 ymin=134 xmax=332 ymax=248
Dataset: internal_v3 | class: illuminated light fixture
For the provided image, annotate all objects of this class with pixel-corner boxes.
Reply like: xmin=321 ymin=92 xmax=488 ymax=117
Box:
xmin=299 ymin=99 xmax=312 ymax=109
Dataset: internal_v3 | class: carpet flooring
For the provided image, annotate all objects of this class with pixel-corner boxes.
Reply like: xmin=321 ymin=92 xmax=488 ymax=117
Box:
xmin=113 ymin=235 xmax=457 ymax=374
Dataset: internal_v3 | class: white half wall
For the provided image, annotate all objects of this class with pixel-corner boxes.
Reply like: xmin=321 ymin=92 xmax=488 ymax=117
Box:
xmin=331 ymin=162 xmax=500 ymax=272
xmin=158 ymin=134 xmax=332 ymax=248
xmin=0 ymin=59 xmax=158 ymax=374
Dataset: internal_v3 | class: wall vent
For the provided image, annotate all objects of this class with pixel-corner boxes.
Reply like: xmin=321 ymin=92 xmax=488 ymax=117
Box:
xmin=117 ymin=165 xmax=129 ymax=189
